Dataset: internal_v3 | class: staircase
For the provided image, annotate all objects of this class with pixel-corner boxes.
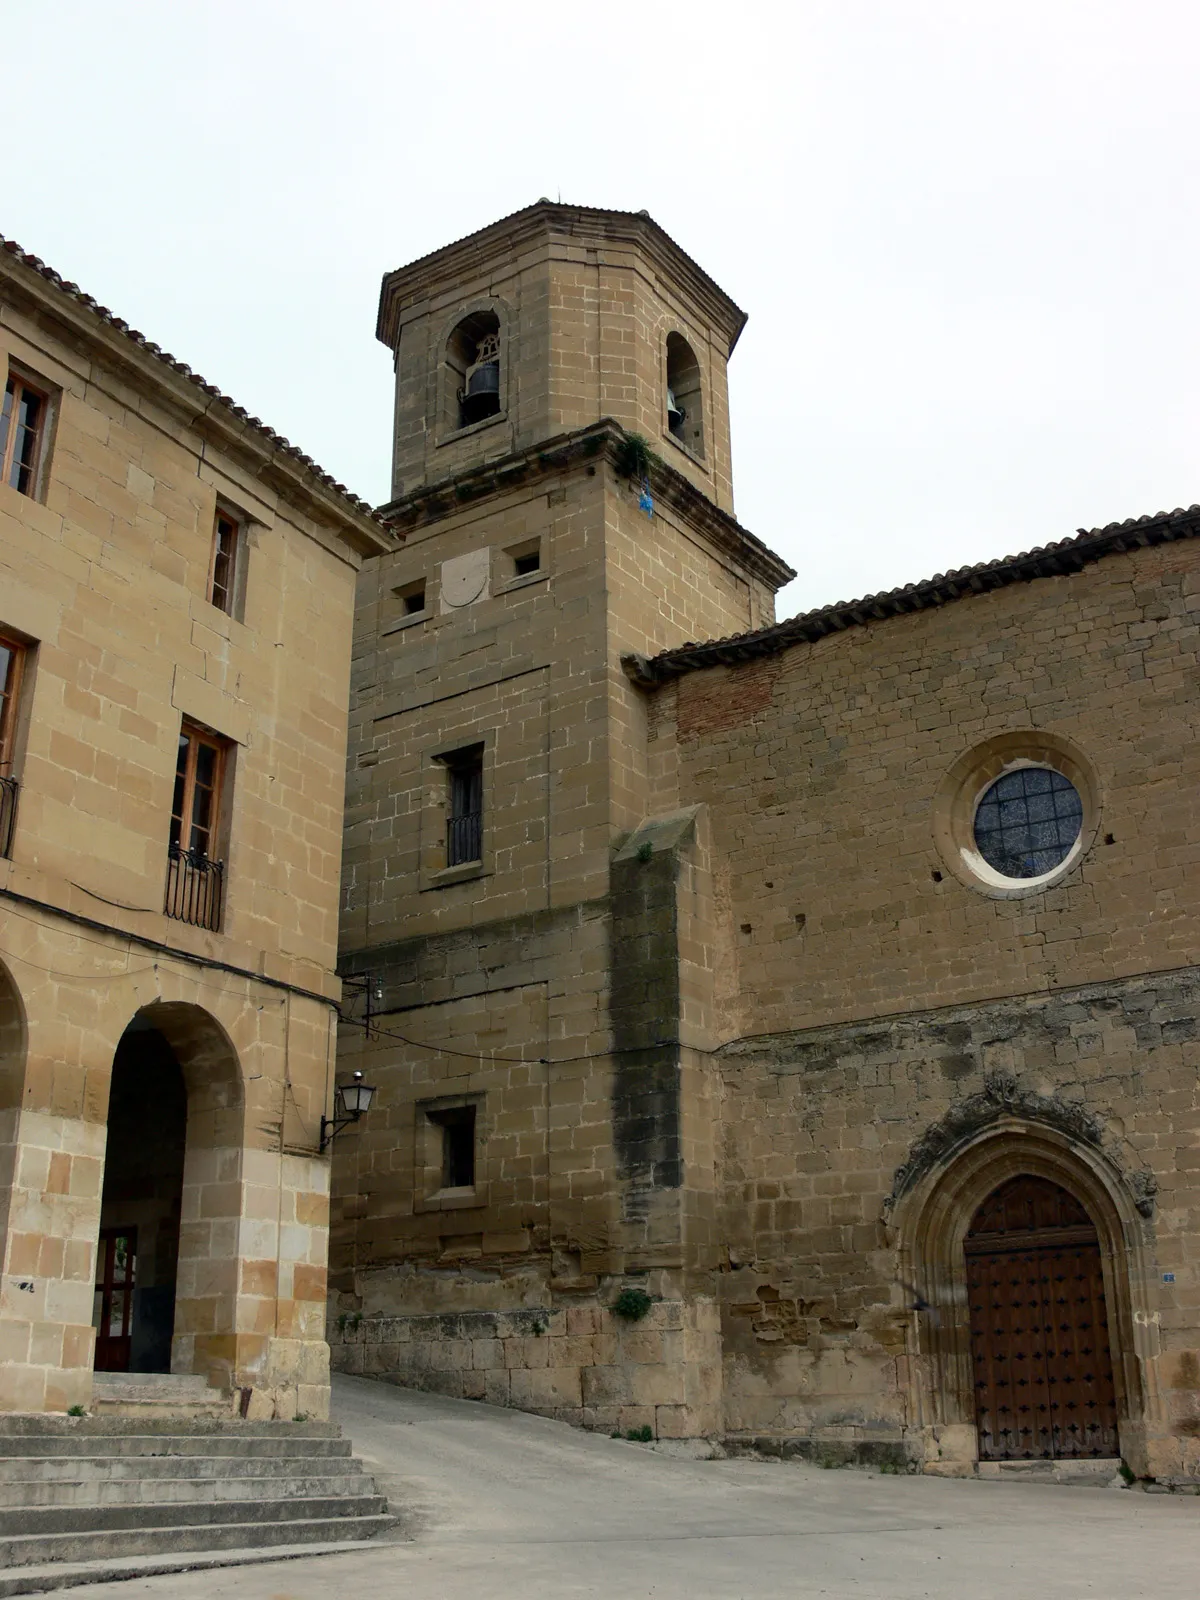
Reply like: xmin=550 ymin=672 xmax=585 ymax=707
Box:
xmin=89 ymin=1372 xmax=232 ymax=1419
xmin=0 ymin=1411 xmax=395 ymax=1595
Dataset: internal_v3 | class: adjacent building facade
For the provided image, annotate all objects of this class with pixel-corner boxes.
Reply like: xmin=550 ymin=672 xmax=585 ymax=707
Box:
xmin=331 ymin=202 xmax=1200 ymax=1485
xmin=0 ymin=237 xmax=391 ymax=1416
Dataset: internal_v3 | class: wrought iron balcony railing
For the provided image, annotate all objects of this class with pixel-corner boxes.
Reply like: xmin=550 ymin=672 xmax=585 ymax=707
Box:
xmin=0 ymin=774 xmax=17 ymax=859
xmin=446 ymin=811 xmax=482 ymax=868
xmin=164 ymin=843 xmax=224 ymax=931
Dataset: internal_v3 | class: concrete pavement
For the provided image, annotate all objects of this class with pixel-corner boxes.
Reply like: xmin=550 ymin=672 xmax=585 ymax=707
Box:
xmin=73 ymin=1374 xmax=1199 ymax=1599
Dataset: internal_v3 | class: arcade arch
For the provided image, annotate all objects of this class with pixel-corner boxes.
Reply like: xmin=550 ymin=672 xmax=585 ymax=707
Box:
xmin=94 ymin=1002 xmax=244 ymax=1377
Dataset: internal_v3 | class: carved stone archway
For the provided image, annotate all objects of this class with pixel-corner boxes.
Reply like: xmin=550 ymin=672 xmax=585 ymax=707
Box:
xmin=890 ymin=1120 xmax=1161 ymax=1475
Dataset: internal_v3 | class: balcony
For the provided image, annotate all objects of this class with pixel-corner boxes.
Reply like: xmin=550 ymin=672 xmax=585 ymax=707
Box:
xmin=0 ymin=774 xmax=17 ymax=859
xmin=164 ymin=844 xmax=224 ymax=932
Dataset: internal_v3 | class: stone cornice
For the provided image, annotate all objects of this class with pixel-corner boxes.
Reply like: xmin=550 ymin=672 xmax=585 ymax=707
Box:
xmin=375 ymin=419 xmax=796 ymax=593
xmin=624 ymin=503 xmax=1200 ymax=686
xmin=0 ymin=236 xmax=393 ymax=559
xmin=376 ymin=202 xmax=748 ymax=356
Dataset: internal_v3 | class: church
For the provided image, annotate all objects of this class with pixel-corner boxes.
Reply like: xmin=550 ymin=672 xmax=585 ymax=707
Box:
xmin=330 ymin=202 xmax=1200 ymax=1484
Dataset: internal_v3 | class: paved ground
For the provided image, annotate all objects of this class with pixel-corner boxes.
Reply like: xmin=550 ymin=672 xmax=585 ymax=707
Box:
xmin=83 ymin=1374 xmax=1198 ymax=1599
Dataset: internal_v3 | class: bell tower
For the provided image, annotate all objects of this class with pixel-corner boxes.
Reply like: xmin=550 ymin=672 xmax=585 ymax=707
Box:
xmin=376 ymin=201 xmax=747 ymax=514
xmin=335 ymin=204 xmax=793 ymax=1439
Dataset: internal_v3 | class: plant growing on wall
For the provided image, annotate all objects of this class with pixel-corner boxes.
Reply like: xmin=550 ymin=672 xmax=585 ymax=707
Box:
xmin=615 ymin=432 xmax=655 ymax=483
xmin=612 ymin=1287 xmax=653 ymax=1322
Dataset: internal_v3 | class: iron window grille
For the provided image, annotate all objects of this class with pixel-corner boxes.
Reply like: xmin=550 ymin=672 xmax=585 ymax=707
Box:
xmin=0 ymin=633 xmax=25 ymax=859
xmin=0 ymin=775 xmax=16 ymax=860
xmin=445 ymin=748 xmax=483 ymax=867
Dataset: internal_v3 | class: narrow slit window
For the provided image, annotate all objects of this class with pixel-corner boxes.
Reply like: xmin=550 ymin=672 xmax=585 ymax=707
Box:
xmin=445 ymin=746 xmax=483 ymax=867
xmin=0 ymin=633 xmax=26 ymax=859
xmin=1 ymin=373 xmax=50 ymax=497
xmin=208 ymin=510 xmax=241 ymax=614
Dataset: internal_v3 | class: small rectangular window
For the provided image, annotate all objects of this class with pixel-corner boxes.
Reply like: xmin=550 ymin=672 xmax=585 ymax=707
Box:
xmin=208 ymin=509 xmax=242 ymax=614
xmin=429 ymin=1104 xmax=476 ymax=1189
xmin=165 ymin=721 xmax=228 ymax=930
xmin=397 ymin=580 xmax=426 ymax=615
xmin=445 ymin=745 xmax=483 ymax=867
xmin=513 ymin=549 xmax=540 ymax=577
xmin=1 ymin=372 xmax=51 ymax=498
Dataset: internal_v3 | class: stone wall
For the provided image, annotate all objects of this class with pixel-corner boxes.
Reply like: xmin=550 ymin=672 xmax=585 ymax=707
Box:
xmin=0 ymin=244 xmax=384 ymax=1414
xmin=643 ymin=536 xmax=1200 ymax=1477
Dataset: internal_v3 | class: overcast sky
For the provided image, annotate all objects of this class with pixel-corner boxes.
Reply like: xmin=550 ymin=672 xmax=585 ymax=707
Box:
xmin=6 ymin=1 xmax=1198 ymax=620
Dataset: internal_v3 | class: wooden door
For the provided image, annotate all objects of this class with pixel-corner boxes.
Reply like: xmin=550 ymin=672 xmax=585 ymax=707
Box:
xmin=93 ymin=1227 xmax=136 ymax=1372
xmin=966 ymin=1177 xmax=1119 ymax=1461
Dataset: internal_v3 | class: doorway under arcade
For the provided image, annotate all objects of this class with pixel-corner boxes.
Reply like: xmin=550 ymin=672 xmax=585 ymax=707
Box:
xmin=94 ymin=1019 xmax=186 ymax=1373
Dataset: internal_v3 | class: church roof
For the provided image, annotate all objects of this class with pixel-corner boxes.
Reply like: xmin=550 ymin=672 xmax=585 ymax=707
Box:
xmin=623 ymin=503 xmax=1200 ymax=685
xmin=0 ymin=235 xmax=390 ymax=551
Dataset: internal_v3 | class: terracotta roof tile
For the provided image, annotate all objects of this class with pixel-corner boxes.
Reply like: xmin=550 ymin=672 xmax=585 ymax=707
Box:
xmin=625 ymin=503 xmax=1200 ymax=684
xmin=0 ymin=235 xmax=383 ymax=526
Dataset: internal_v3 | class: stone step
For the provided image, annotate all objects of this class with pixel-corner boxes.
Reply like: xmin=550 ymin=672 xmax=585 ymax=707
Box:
xmin=0 ymin=1535 xmax=393 ymax=1598
xmin=0 ymin=1472 xmax=373 ymax=1508
xmin=90 ymin=1375 xmax=215 ymax=1401
xmin=0 ymin=1416 xmax=340 ymax=1439
xmin=977 ymin=1457 xmax=1121 ymax=1486
xmin=0 ymin=1452 xmax=364 ymax=1484
xmin=89 ymin=1374 xmax=232 ymax=1420
xmin=0 ymin=1434 xmax=353 ymax=1459
xmin=0 ymin=1513 xmax=393 ymax=1571
xmin=0 ymin=1493 xmax=387 ymax=1538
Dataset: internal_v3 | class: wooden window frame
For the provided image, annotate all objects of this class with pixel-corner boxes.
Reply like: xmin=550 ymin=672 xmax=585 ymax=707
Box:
xmin=207 ymin=508 xmax=243 ymax=616
xmin=170 ymin=721 xmax=227 ymax=863
xmin=0 ymin=633 xmax=26 ymax=776
xmin=1 ymin=370 xmax=52 ymax=500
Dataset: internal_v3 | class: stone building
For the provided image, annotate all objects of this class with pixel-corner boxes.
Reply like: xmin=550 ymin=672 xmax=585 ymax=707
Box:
xmin=0 ymin=235 xmax=391 ymax=1418
xmin=331 ymin=202 xmax=1200 ymax=1484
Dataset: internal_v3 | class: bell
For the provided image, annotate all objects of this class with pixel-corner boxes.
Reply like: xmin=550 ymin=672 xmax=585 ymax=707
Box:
xmin=667 ymin=386 xmax=686 ymax=436
xmin=460 ymin=360 xmax=500 ymax=426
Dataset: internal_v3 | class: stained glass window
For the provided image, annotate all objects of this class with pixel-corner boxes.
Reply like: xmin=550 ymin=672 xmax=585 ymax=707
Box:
xmin=973 ymin=767 xmax=1082 ymax=879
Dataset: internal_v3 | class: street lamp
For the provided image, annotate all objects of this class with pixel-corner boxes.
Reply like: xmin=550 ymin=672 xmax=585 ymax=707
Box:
xmin=320 ymin=1070 xmax=376 ymax=1153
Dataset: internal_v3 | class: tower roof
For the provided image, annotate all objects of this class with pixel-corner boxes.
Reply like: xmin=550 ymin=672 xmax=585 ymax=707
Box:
xmin=376 ymin=201 xmax=748 ymax=355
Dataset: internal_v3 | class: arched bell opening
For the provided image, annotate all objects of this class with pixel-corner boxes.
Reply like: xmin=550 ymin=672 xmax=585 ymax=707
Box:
xmin=96 ymin=1002 xmax=244 ymax=1381
xmin=892 ymin=1123 xmax=1153 ymax=1473
xmin=445 ymin=310 xmax=502 ymax=431
xmin=665 ymin=331 xmax=704 ymax=457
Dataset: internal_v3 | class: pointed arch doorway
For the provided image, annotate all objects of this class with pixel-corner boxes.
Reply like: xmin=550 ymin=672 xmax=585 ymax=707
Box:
xmin=966 ymin=1174 xmax=1119 ymax=1461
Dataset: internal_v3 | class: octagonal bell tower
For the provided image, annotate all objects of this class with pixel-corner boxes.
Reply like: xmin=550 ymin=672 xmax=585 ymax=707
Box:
xmin=376 ymin=202 xmax=747 ymax=514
